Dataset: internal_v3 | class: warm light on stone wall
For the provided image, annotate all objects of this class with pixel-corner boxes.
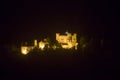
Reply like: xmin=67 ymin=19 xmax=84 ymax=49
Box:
xmin=39 ymin=41 xmax=45 ymax=50
xmin=21 ymin=46 xmax=29 ymax=55
xmin=21 ymin=32 xmax=78 ymax=55
xmin=21 ymin=46 xmax=34 ymax=55
xmin=34 ymin=40 xmax=37 ymax=47
xmin=56 ymin=32 xmax=78 ymax=49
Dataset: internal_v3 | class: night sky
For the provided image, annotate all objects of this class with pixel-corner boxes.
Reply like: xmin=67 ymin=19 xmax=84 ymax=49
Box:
xmin=1 ymin=0 xmax=113 ymax=44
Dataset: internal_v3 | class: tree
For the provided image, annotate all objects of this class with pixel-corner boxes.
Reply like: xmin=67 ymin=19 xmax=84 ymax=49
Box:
xmin=78 ymin=36 xmax=88 ymax=51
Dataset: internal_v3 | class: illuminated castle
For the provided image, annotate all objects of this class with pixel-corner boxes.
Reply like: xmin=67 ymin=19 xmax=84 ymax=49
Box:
xmin=21 ymin=32 xmax=78 ymax=55
xmin=21 ymin=39 xmax=48 ymax=55
xmin=56 ymin=32 xmax=78 ymax=49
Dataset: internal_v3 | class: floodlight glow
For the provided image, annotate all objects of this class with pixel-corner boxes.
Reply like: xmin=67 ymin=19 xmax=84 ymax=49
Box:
xmin=21 ymin=47 xmax=29 ymax=55
xmin=39 ymin=41 xmax=45 ymax=50
xmin=56 ymin=32 xmax=78 ymax=49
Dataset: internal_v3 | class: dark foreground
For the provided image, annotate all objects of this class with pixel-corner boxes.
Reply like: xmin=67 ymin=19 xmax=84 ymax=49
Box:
xmin=0 ymin=46 xmax=112 ymax=80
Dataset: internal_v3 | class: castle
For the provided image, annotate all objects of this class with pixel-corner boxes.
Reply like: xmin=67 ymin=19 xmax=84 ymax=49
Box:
xmin=56 ymin=33 xmax=78 ymax=49
xmin=21 ymin=32 xmax=78 ymax=55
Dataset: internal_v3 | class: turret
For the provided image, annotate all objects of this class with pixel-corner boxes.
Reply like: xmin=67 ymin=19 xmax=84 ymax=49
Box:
xmin=34 ymin=39 xmax=37 ymax=47
xmin=56 ymin=33 xmax=60 ymax=41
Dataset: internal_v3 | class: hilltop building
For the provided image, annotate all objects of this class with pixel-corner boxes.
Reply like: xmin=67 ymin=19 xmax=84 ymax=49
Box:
xmin=21 ymin=32 xmax=78 ymax=55
xmin=56 ymin=32 xmax=78 ymax=49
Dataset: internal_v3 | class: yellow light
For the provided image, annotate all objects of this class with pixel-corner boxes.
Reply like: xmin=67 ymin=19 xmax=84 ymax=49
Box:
xmin=40 ymin=45 xmax=45 ymax=50
xmin=68 ymin=42 xmax=73 ymax=48
xmin=21 ymin=47 xmax=29 ymax=55
xmin=56 ymin=32 xmax=78 ymax=50
xmin=62 ymin=45 xmax=69 ymax=49
xmin=39 ymin=41 xmax=45 ymax=50
xmin=75 ymin=43 xmax=78 ymax=50
xmin=34 ymin=40 xmax=37 ymax=47
xmin=22 ymin=49 xmax=28 ymax=55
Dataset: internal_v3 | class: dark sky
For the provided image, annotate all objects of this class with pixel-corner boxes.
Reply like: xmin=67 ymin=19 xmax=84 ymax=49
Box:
xmin=1 ymin=0 xmax=114 ymax=43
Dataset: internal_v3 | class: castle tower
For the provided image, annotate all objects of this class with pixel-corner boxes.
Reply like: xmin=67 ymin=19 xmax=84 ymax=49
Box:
xmin=72 ymin=33 xmax=77 ymax=42
xmin=67 ymin=33 xmax=72 ymax=42
xmin=34 ymin=39 xmax=37 ymax=47
xmin=56 ymin=33 xmax=60 ymax=41
xmin=39 ymin=41 xmax=45 ymax=50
